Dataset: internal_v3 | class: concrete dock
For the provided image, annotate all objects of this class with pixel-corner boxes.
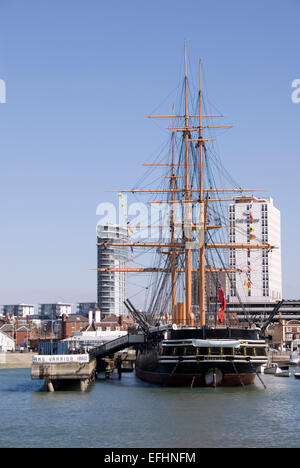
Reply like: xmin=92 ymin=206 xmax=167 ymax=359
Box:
xmin=31 ymin=354 xmax=97 ymax=392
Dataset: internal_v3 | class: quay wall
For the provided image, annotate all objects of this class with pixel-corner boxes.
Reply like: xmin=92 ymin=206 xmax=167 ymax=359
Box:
xmin=0 ymin=352 xmax=33 ymax=369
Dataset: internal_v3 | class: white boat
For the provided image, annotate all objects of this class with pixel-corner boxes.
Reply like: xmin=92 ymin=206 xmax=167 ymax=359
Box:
xmin=274 ymin=368 xmax=290 ymax=377
xmin=263 ymin=363 xmax=290 ymax=377
xmin=263 ymin=363 xmax=279 ymax=374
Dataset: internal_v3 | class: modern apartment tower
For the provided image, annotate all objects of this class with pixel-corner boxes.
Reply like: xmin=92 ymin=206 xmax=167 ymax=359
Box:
xmin=228 ymin=197 xmax=282 ymax=303
xmin=97 ymin=224 xmax=128 ymax=316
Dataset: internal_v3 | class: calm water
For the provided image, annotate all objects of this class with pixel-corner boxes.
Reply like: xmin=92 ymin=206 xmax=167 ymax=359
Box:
xmin=0 ymin=368 xmax=300 ymax=448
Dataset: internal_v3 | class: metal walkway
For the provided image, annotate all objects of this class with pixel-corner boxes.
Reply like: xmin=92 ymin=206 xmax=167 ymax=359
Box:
xmin=93 ymin=333 xmax=146 ymax=359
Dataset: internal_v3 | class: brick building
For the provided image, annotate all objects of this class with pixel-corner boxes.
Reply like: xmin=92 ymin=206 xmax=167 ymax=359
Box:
xmin=61 ymin=314 xmax=89 ymax=339
xmin=86 ymin=314 xmax=133 ymax=332
xmin=0 ymin=322 xmax=30 ymax=347
xmin=268 ymin=319 xmax=300 ymax=351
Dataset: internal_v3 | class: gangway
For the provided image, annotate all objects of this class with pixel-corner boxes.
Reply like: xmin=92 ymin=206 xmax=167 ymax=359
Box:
xmin=93 ymin=333 xmax=146 ymax=359
xmin=92 ymin=324 xmax=170 ymax=359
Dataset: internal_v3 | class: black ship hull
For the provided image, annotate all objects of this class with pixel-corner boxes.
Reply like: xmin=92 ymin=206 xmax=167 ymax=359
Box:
xmin=135 ymin=327 xmax=268 ymax=387
xmin=136 ymin=360 xmax=257 ymax=387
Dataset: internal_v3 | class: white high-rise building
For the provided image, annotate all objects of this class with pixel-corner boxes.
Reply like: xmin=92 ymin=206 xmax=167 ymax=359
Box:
xmin=228 ymin=197 xmax=282 ymax=304
xmin=97 ymin=224 xmax=128 ymax=316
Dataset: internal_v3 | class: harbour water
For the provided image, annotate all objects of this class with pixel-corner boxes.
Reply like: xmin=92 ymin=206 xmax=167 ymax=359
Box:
xmin=1 ymin=368 xmax=300 ymax=448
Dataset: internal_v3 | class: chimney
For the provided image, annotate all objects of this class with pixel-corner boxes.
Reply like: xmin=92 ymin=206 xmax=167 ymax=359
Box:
xmin=88 ymin=308 xmax=94 ymax=326
xmin=95 ymin=308 xmax=101 ymax=323
xmin=62 ymin=313 xmax=67 ymax=322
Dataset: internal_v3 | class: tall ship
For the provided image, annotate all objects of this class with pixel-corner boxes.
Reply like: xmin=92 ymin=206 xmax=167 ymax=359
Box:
xmin=97 ymin=43 xmax=275 ymax=387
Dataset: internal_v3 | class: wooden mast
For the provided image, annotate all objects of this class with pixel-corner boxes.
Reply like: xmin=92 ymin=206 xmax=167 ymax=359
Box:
xmin=199 ymin=59 xmax=206 ymax=327
xmin=184 ymin=40 xmax=192 ymax=325
xmin=171 ymin=104 xmax=177 ymax=320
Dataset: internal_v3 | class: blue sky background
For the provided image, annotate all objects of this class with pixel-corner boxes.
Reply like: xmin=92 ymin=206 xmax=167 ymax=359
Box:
xmin=0 ymin=0 xmax=299 ymax=307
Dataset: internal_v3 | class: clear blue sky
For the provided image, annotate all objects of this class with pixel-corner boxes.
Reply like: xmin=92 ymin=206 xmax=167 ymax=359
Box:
xmin=0 ymin=0 xmax=299 ymax=306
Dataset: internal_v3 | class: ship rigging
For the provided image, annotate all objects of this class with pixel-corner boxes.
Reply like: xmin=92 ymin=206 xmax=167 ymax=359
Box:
xmin=95 ymin=43 xmax=276 ymax=386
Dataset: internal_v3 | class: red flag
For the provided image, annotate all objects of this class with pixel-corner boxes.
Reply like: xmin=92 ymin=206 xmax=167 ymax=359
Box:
xmin=217 ymin=283 xmax=226 ymax=324
xmin=249 ymin=212 xmax=253 ymax=223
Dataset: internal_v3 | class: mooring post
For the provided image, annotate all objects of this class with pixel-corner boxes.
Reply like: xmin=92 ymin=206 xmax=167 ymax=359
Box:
xmin=47 ymin=379 xmax=55 ymax=392
xmin=80 ymin=379 xmax=89 ymax=392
